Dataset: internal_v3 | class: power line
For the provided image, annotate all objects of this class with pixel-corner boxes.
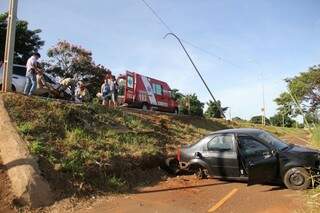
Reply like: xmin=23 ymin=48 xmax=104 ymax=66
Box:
xmin=180 ymin=40 xmax=243 ymax=69
xmin=140 ymin=0 xmax=174 ymax=33
xmin=140 ymin=0 xmax=243 ymax=69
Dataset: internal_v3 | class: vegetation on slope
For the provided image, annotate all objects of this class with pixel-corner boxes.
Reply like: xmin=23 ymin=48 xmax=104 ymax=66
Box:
xmin=2 ymin=93 xmax=311 ymax=200
xmin=1 ymin=93 xmax=230 ymax=195
xmin=307 ymin=125 xmax=320 ymax=211
xmin=311 ymin=126 xmax=320 ymax=148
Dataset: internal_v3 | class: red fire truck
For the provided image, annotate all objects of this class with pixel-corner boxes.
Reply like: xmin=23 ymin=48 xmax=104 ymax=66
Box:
xmin=117 ymin=71 xmax=179 ymax=113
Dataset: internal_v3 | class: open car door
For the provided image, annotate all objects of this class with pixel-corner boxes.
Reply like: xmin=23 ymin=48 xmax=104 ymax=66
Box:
xmin=237 ymin=135 xmax=278 ymax=186
xmin=247 ymin=154 xmax=278 ymax=186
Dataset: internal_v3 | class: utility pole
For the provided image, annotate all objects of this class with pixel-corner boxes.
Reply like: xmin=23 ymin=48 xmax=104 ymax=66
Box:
xmin=164 ymin=33 xmax=225 ymax=118
xmin=248 ymin=60 xmax=266 ymax=126
xmin=287 ymin=88 xmax=312 ymax=130
xmin=2 ymin=0 xmax=18 ymax=92
xmin=261 ymin=72 xmax=266 ymax=126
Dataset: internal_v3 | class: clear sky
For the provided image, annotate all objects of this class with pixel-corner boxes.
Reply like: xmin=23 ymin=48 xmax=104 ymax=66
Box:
xmin=1 ymin=0 xmax=320 ymax=119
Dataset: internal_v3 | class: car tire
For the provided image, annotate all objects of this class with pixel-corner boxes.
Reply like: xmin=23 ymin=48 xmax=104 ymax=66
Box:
xmin=11 ymin=85 xmax=16 ymax=92
xmin=194 ymin=167 xmax=208 ymax=179
xmin=163 ymin=157 xmax=180 ymax=175
xmin=283 ymin=167 xmax=311 ymax=190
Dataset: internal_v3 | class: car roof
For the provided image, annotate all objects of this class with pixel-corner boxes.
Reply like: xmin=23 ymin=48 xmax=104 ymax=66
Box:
xmin=209 ymin=128 xmax=265 ymax=135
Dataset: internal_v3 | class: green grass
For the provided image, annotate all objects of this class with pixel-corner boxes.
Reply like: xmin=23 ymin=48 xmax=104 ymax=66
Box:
xmin=311 ymin=125 xmax=320 ymax=148
xmin=306 ymin=125 xmax=320 ymax=212
xmin=306 ymin=188 xmax=320 ymax=212
xmin=2 ymin=93 xmax=310 ymax=196
xmin=1 ymin=93 xmax=231 ymax=193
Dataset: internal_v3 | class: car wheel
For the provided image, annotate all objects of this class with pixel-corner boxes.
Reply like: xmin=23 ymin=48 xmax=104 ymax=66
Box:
xmin=163 ymin=157 xmax=180 ymax=175
xmin=11 ymin=85 xmax=16 ymax=92
xmin=195 ymin=167 xmax=208 ymax=179
xmin=283 ymin=167 xmax=311 ymax=190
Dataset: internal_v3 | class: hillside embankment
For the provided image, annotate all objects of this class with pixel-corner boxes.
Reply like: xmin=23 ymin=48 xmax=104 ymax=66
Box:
xmin=0 ymin=94 xmax=234 ymax=198
xmin=0 ymin=95 xmax=52 ymax=208
xmin=0 ymin=93 xmax=311 ymax=211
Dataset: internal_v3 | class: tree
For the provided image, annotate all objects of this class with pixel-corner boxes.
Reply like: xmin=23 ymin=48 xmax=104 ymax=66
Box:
xmin=205 ymin=100 xmax=228 ymax=118
xmin=274 ymin=65 xmax=320 ymax=124
xmin=269 ymin=113 xmax=296 ymax=127
xmin=45 ymin=41 xmax=108 ymax=94
xmin=0 ymin=12 xmax=44 ymax=64
xmin=250 ymin=115 xmax=270 ymax=125
xmin=178 ymin=94 xmax=204 ymax=116
xmin=286 ymin=65 xmax=320 ymax=112
xmin=274 ymin=92 xmax=295 ymax=116
xmin=232 ymin=117 xmax=245 ymax=122
xmin=170 ymin=88 xmax=184 ymax=101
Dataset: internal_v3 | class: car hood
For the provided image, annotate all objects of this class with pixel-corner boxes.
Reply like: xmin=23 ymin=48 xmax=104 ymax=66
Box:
xmin=284 ymin=144 xmax=320 ymax=155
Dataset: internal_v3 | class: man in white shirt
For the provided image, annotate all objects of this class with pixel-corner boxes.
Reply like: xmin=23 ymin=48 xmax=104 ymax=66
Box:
xmin=23 ymin=53 xmax=41 ymax=96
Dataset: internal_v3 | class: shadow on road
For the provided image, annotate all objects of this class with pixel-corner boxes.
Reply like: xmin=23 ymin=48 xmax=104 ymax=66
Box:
xmin=134 ymin=181 xmax=230 ymax=194
xmin=262 ymin=185 xmax=286 ymax=192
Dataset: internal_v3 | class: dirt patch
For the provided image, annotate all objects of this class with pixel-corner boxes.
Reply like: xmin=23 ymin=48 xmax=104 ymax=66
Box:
xmin=0 ymin=159 xmax=16 ymax=213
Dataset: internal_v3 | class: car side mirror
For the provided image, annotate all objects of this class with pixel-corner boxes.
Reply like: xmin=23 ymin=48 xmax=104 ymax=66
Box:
xmin=194 ymin=152 xmax=202 ymax=159
xmin=271 ymin=149 xmax=277 ymax=155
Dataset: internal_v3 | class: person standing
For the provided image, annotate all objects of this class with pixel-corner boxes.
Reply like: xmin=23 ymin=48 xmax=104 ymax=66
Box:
xmin=75 ymin=81 xmax=90 ymax=103
xmin=112 ymin=75 xmax=118 ymax=107
xmin=24 ymin=53 xmax=41 ymax=96
xmin=100 ymin=76 xmax=110 ymax=106
xmin=107 ymin=75 xmax=115 ymax=108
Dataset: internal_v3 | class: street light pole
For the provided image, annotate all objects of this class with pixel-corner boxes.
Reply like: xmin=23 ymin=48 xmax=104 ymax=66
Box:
xmin=164 ymin=32 xmax=225 ymax=118
xmin=2 ymin=0 xmax=18 ymax=92
xmin=261 ymin=72 xmax=266 ymax=126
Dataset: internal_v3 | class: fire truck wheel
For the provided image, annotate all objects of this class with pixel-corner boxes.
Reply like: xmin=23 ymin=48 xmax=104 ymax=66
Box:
xmin=142 ymin=103 xmax=148 ymax=111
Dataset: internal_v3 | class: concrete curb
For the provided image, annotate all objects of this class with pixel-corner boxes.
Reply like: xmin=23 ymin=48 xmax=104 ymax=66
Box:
xmin=0 ymin=95 xmax=53 ymax=208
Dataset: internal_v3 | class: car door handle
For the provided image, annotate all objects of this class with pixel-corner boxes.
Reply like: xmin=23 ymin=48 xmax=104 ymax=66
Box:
xmin=13 ymin=76 xmax=18 ymax=79
xmin=262 ymin=152 xmax=271 ymax=159
xmin=263 ymin=154 xmax=271 ymax=159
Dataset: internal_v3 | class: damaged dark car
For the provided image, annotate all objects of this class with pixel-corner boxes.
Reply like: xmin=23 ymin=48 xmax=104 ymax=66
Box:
xmin=166 ymin=128 xmax=320 ymax=190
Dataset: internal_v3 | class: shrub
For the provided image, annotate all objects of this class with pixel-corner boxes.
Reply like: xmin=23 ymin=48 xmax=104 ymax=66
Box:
xmin=311 ymin=125 xmax=320 ymax=148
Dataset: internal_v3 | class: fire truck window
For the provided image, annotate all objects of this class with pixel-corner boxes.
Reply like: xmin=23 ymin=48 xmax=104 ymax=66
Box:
xmin=152 ymin=84 xmax=162 ymax=95
xmin=127 ymin=76 xmax=134 ymax=89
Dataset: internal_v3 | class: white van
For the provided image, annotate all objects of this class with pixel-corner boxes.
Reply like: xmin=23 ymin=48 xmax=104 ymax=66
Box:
xmin=0 ymin=64 xmax=72 ymax=99
xmin=0 ymin=64 xmax=27 ymax=92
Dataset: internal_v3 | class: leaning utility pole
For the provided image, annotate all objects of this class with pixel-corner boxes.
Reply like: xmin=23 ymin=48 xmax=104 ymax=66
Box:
xmin=2 ymin=0 xmax=18 ymax=92
xmin=164 ymin=33 xmax=225 ymax=118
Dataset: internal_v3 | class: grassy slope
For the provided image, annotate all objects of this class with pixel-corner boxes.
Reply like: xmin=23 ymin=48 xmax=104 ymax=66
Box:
xmin=307 ymin=126 xmax=320 ymax=211
xmin=2 ymin=93 xmax=232 ymax=194
xmin=1 ymin=93 xmax=311 ymax=197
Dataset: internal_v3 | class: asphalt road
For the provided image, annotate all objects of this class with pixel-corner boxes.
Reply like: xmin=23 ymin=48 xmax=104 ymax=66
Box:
xmin=77 ymin=175 xmax=304 ymax=213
